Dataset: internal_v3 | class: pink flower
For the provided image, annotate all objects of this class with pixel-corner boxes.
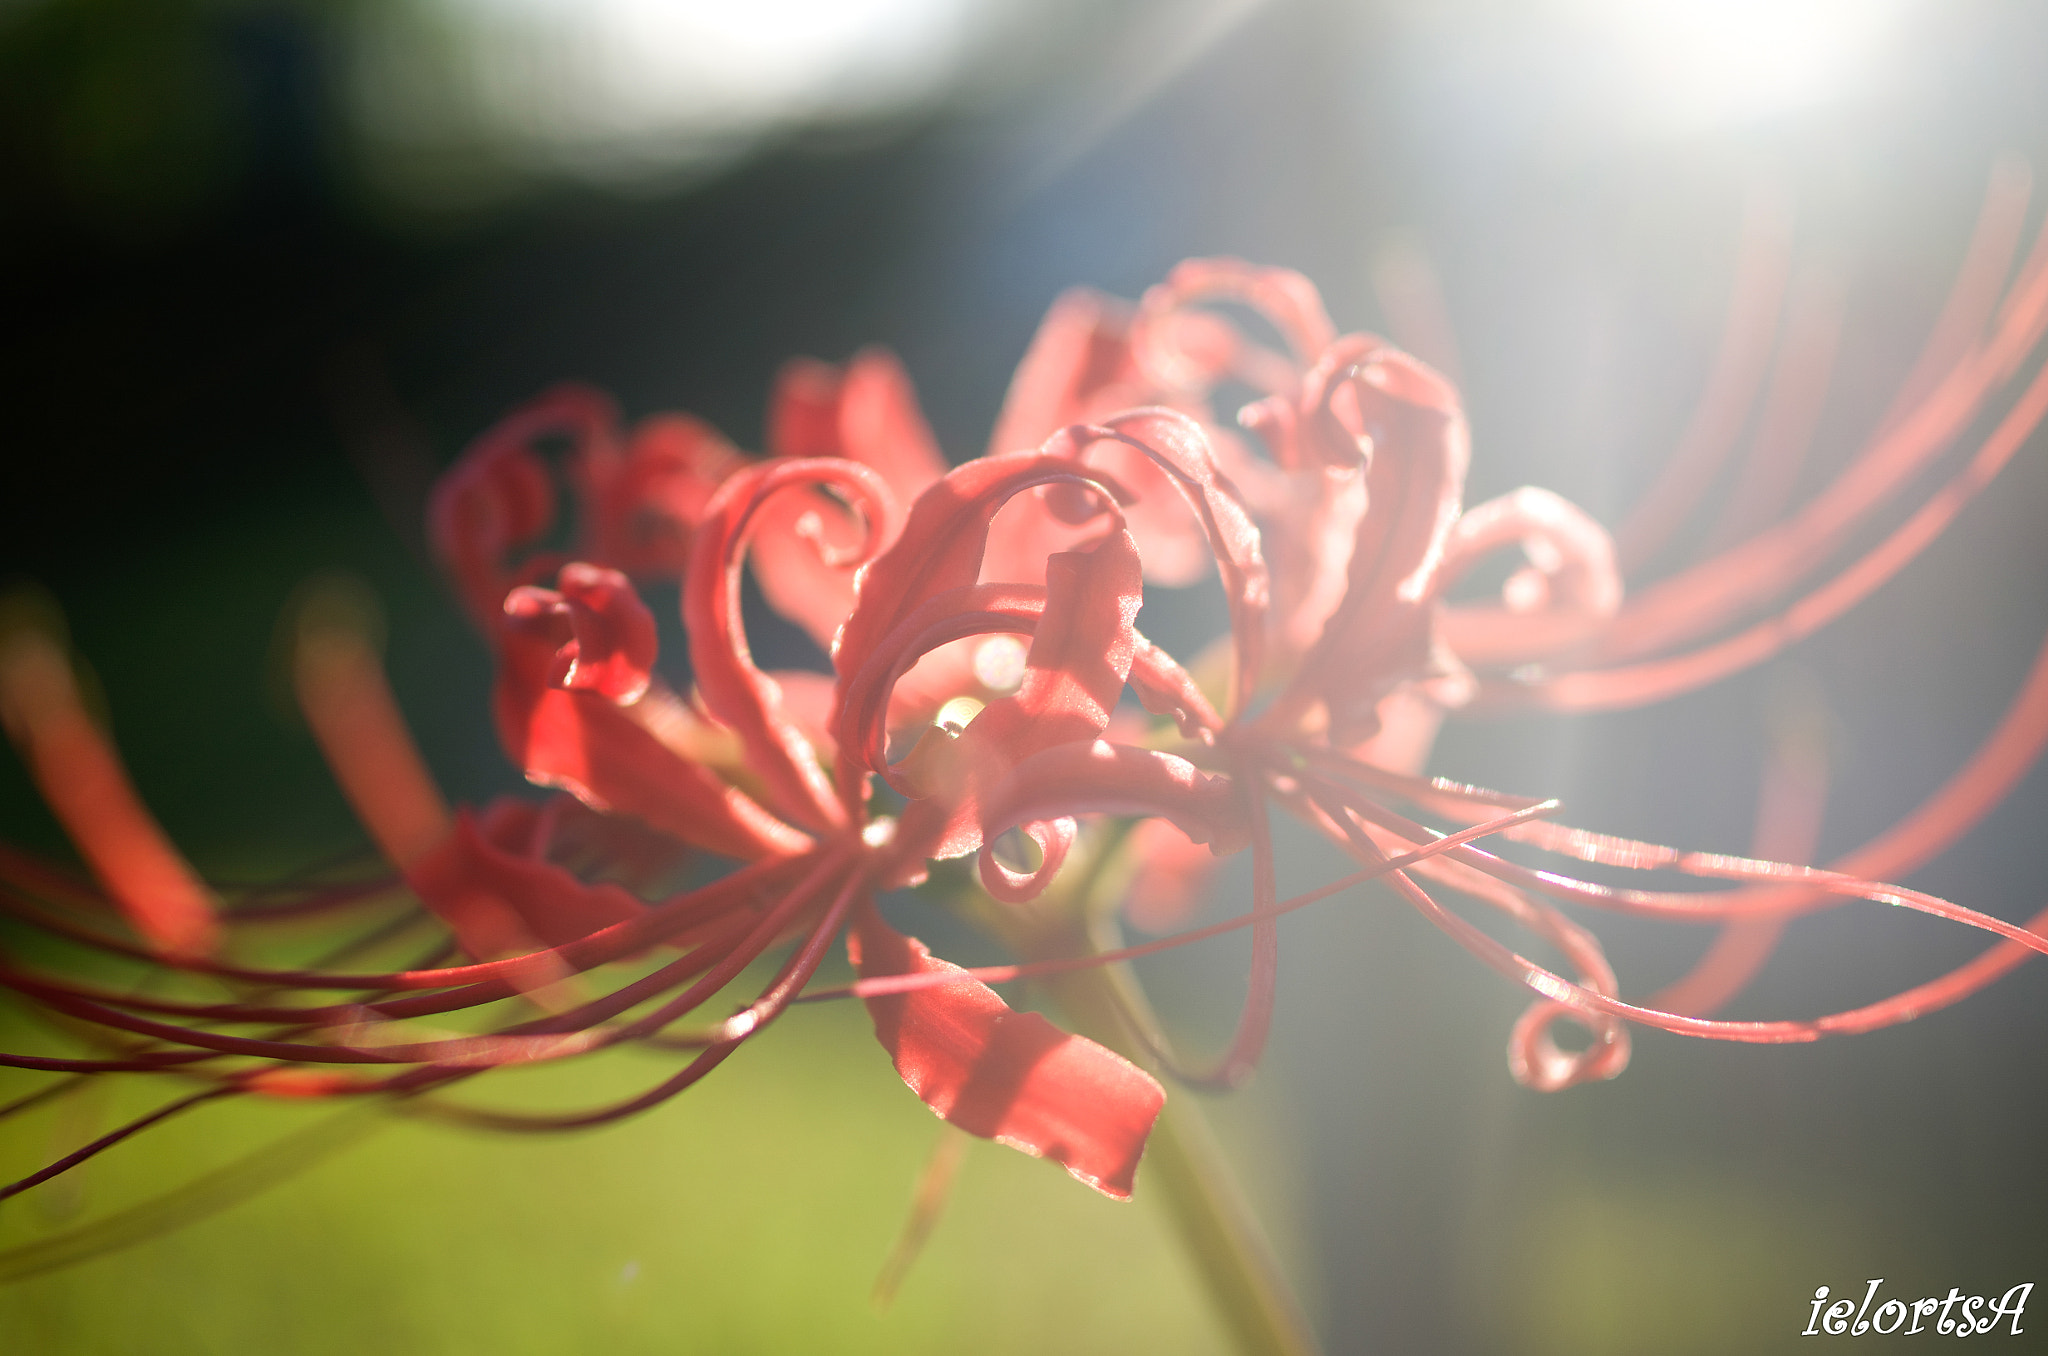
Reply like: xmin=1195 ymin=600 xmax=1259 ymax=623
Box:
xmin=0 ymin=350 xmax=1182 ymax=1202
xmin=952 ymin=217 xmax=2048 ymax=1094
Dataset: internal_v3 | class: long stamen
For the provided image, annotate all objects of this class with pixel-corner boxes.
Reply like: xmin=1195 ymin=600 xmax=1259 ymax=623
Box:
xmin=812 ymin=801 xmax=1558 ymax=1003
xmin=409 ymin=863 xmax=865 ymax=1127
xmin=0 ymin=1087 xmax=239 ymax=1205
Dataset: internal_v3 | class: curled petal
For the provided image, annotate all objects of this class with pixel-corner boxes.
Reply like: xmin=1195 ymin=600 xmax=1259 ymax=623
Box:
xmin=1074 ymin=410 xmax=1269 ymax=713
xmin=977 ymin=816 xmax=1077 ymax=904
xmin=833 ymin=582 xmax=1046 ymax=793
xmin=688 ymin=459 xmax=897 ymax=833
xmin=979 ymin=296 xmax=1215 ymax=587
xmin=847 ymin=907 xmax=1165 ymax=1200
xmin=757 ymin=349 xmax=946 ymax=649
xmin=430 ymin=385 xmax=616 ymax=630
xmin=906 ymin=533 xmax=1145 ymax=866
xmin=832 ymin=448 xmax=1132 ymax=704
xmin=495 ymin=609 xmax=809 ymax=861
xmin=1128 ymin=634 xmax=1223 ymax=739
xmin=1258 ymin=463 xmax=1368 ymax=661
xmin=1437 ymin=486 xmax=1622 ymax=668
xmin=504 ymin=563 xmax=658 ymax=704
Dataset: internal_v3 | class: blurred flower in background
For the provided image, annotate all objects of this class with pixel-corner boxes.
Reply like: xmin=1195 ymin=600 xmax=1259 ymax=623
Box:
xmin=341 ymin=0 xmax=989 ymax=209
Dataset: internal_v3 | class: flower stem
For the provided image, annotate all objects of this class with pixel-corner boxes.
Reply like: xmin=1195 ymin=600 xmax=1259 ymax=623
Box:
xmin=1042 ymin=961 xmax=1322 ymax=1356
xmin=959 ymin=854 xmax=1320 ymax=1356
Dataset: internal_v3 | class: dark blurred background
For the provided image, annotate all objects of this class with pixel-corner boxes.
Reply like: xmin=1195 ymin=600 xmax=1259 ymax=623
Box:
xmin=3 ymin=1 xmax=2047 ymax=1352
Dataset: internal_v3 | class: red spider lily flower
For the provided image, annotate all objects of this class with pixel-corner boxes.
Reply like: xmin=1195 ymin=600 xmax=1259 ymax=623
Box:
xmin=0 ymin=350 xmax=1199 ymax=1206
xmin=934 ymin=219 xmax=2048 ymax=1096
xmin=6 ymin=189 xmax=2048 ymax=1265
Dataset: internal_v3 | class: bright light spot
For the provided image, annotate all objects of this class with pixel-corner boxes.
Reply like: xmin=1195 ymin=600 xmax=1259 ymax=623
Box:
xmin=934 ymin=695 xmax=984 ymax=733
xmin=971 ymin=634 xmax=1027 ymax=693
xmin=346 ymin=0 xmax=986 ymax=205
xmin=1555 ymin=0 xmax=1917 ymax=128
xmin=862 ymin=816 xmax=898 ymax=848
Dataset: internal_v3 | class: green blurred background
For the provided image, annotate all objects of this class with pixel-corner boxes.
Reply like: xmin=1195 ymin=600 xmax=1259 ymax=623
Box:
xmin=2 ymin=0 xmax=2047 ymax=1351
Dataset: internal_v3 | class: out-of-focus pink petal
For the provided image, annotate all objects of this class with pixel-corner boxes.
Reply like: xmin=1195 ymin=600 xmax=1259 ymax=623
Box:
xmin=1120 ymin=817 xmax=1225 ymax=934
xmin=430 ymin=384 xmax=617 ymax=630
xmin=768 ymin=348 xmax=947 ymax=499
xmin=848 ymin=907 xmax=1165 ymax=1201
xmin=753 ymin=349 xmax=948 ymax=650
xmin=1129 ymin=258 xmax=1338 ymax=395
xmin=987 ymin=288 xmax=1145 ymax=457
xmin=687 ymin=459 xmax=897 ymax=833
xmin=580 ymin=412 xmax=746 ymax=578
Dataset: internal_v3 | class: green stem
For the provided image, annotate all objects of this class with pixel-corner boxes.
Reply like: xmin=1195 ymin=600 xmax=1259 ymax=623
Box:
xmin=966 ymin=881 xmax=1320 ymax=1356
xmin=1044 ymin=963 xmax=1321 ymax=1356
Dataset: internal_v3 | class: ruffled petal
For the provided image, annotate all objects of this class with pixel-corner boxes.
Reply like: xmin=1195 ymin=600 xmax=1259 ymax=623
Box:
xmin=904 ymin=531 xmax=1144 ymax=866
xmin=848 ymin=907 xmax=1165 ymax=1201
xmin=496 ymin=581 xmax=809 ymax=861
xmin=831 ymin=448 xmax=1131 ymax=711
xmin=1077 ymin=411 xmax=1269 ymax=712
xmin=504 ymin=563 xmax=659 ymax=704
xmin=1279 ymin=342 xmax=1472 ymax=742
